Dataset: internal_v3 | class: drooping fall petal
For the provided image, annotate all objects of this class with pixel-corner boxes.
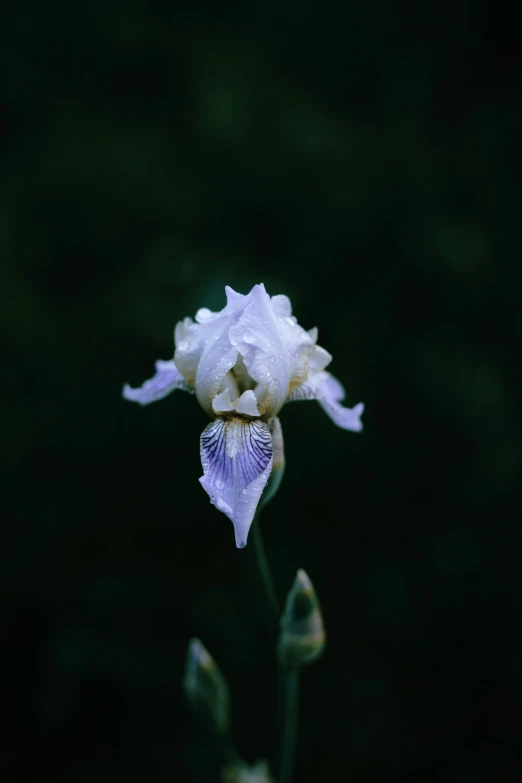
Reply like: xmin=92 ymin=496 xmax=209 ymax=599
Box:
xmin=288 ymin=370 xmax=364 ymax=432
xmin=122 ymin=360 xmax=192 ymax=405
xmin=199 ymin=416 xmax=273 ymax=547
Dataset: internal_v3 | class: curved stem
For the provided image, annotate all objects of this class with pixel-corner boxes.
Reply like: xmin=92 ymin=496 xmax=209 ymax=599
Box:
xmin=277 ymin=668 xmax=300 ymax=783
xmin=249 ymin=510 xmax=280 ymax=623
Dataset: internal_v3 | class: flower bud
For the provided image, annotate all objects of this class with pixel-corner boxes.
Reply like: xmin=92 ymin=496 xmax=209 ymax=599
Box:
xmin=183 ymin=637 xmax=230 ymax=734
xmin=221 ymin=759 xmax=274 ymax=783
xmin=278 ymin=569 xmax=326 ymax=669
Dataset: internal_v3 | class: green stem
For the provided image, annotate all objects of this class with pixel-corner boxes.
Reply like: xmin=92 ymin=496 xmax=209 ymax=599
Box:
xmin=249 ymin=510 xmax=280 ymax=623
xmin=220 ymin=733 xmax=240 ymax=766
xmin=277 ymin=668 xmax=300 ymax=783
xmin=207 ymin=730 xmax=239 ymax=779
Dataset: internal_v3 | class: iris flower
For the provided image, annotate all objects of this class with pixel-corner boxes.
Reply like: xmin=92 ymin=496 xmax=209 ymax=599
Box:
xmin=123 ymin=284 xmax=363 ymax=547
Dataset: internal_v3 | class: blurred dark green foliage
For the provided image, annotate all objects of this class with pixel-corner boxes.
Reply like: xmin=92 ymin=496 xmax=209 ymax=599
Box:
xmin=2 ymin=1 xmax=521 ymax=781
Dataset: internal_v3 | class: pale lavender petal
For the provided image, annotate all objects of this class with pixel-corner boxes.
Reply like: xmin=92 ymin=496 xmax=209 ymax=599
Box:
xmin=308 ymin=345 xmax=332 ymax=372
xmin=271 ymin=294 xmax=292 ymax=317
xmin=307 ymin=326 xmax=318 ymax=344
xmin=212 ymin=388 xmax=235 ymax=414
xmin=175 ymin=288 xmax=252 ymax=415
xmin=199 ymin=417 xmax=273 ymax=548
xmin=288 ymin=370 xmax=364 ymax=432
xmin=122 ymin=360 xmax=192 ymax=405
xmin=193 ymin=318 xmax=239 ymax=412
xmin=229 ymin=284 xmax=314 ymax=418
xmin=235 ymin=390 xmax=260 ymax=416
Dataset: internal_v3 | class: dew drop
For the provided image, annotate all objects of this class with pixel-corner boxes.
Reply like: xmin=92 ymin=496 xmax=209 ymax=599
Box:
xmin=285 ymin=316 xmax=296 ymax=327
xmin=178 ymin=340 xmax=189 ymax=351
xmin=196 ymin=307 xmax=212 ymax=321
xmin=243 ymin=331 xmax=255 ymax=344
xmin=215 ymin=478 xmax=224 ymax=490
xmin=270 ymin=355 xmax=276 ymax=363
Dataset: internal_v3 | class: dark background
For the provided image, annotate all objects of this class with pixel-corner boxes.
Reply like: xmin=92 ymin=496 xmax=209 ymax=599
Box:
xmin=2 ymin=1 xmax=521 ymax=781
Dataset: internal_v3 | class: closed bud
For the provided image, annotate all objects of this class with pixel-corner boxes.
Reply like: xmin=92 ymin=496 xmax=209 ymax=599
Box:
xmin=183 ymin=638 xmax=230 ymax=734
xmin=278 ymin=569 xmax=326 ymax=669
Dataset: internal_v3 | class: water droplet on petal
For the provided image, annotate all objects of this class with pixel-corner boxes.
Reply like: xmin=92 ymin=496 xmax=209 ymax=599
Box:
xmin=196 ymin=307 xmax=212 ymax=321
xmin=178 ymin=340 xmax=189 ymax=351
xmin=270 ymin=355 xmax=276 ymax=363
xmin=215 ymin=478 xmax=224 ymax=490
xmin=243 ymin=331 xmax=255 ymax=344
xmin=285 ymin=316 xmax=296 ymax=327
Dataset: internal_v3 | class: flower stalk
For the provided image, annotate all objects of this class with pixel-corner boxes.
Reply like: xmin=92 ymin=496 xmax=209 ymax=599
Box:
xmin=277 ymin=668 xmax=300 ymax=783
xmin=249 ymin=511 xmax=280 ymax=625
xmin=276 ymin=570 xmax=326 ymax=783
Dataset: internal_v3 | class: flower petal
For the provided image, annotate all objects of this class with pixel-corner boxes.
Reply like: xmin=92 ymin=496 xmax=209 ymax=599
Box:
xmin=307 ymin=326 xmax=318 ymax=344
xmin=288 ymin=371 xmax=364 ymax=432
xmin=199 ymin=417 xmax=273 ymax=548
xmin=270 ymin=294 xmax=292 ymax=317
xmin=193 ymin=318 xmax=239 ymax=414
xmin=122 ymin=360 xmax=193 ymax=405
xmin=231 ymin=354 xmax=256 ymax=391
xmin=212 ymin=388 xmax=235 ymax=414
xmin=175 ymin=288 xmax=252 ymax=415
xmin=236 ymin=390 xmax=260 ymax=416
xmin=173 ymin=317 xmax=200 ymax=387
xmin=308 ymin=345 xmax=332 ymax=372
xmin=229 ymin=284 xmax=314 ymax=417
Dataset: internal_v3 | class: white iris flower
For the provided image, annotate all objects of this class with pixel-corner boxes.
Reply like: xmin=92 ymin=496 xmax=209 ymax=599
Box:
xmin=123 ymin=284 xmax=363 ymax=548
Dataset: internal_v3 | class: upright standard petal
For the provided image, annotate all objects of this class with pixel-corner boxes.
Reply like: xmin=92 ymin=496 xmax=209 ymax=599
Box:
xmin=175 ymin=288 xmax=252 ymax=415
xmin=122 ymin=359 xmax=192 ymax=405
xmin=199 ymin=416 xmax=273 ymax=548
xmin=229 ymin=284 xmax=314 ymax=417
xmin=288 ymin=370 xmax=364 ymax=432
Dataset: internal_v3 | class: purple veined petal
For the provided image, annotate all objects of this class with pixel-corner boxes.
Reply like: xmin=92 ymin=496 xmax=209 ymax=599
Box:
xmin=287 ymin=370 xmax=364 ymax=432
xmin=122 ymin=359 xmax=193 ymax=405
xmin=199 ymin=417 xmax=273 ymax=548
